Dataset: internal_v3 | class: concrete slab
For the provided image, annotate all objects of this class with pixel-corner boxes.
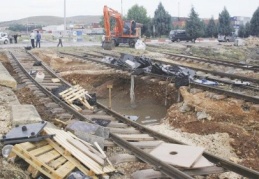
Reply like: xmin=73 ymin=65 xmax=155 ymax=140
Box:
xmin=0 ymin=86 xmax=20 ymax=106
xmin=0 ymin=62 xmax=17 ymax=89
xmin=149 ymin=143 xmax=204 ymax=168
xmin=11 ymin=105 xmax=42 ymax=126
xmin=191 ymin=156 xmax=214 ymax=169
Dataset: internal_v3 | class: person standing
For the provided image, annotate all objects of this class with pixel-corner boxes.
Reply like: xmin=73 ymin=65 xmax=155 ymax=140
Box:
xmin=35 ymin=31 xmax=41 ymax=48
xmin=13 ymin=34 xmax=18 ymax=43
xmin=57 ymin=32 xmax=63 ymax=47
xmin=30 ymin=31 xmax=35 ymax=48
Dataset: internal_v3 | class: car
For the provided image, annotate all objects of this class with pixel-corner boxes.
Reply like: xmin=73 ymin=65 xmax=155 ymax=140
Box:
xmin=169 ymin=30 xmax=196 ymax=42
xmin=217 ymin=33 xmax=236 ymax=42
xmin=0 ymin=32 xmax=9 ymax=44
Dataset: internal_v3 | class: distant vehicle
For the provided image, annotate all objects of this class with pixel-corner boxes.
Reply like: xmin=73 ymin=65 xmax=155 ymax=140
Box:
xmin=218 ymin=32 xmax=236 ymax=42
xmin=169 ymin=30 xmax=196 ymax=42
xmin=0 ymin=32 xmax=9 ymax=44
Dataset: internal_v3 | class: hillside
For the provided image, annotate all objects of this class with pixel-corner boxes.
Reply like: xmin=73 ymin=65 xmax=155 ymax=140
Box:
xmin=0 ymin=15 xmax=101 ymax=27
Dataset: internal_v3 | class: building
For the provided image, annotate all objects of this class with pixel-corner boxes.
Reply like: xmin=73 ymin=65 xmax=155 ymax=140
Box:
xmin=231 ymin=16 xmax=251 ymax=34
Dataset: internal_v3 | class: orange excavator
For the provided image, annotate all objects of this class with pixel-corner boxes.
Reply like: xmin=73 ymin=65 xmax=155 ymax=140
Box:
xmin=103 ymin=5 xmax=141 ymax=50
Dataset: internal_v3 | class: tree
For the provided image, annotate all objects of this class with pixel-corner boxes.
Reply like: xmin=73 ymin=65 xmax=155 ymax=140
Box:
xmin=238 ymin=24 xmax=245 ymax=37
xmin=245 ymin=22 xmax=251 ymax=37
xmin=127 ymin=4 xmax=151 ymax=36
xmin=153 ymin=2 xmax=172 ymax=37
xmin=218 ymin=7 xmax=232 ymax=35
xmin=250 ymin=7 xmax=259 ymax=36
xmin=206 ymin=17 xmax=217 ymax=38
xmin=185 ymin=7 xmax=203 ymax=40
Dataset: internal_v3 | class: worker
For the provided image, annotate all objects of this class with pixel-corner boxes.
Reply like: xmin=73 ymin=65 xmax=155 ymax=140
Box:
xmin=36 ymin=31 xmax=41 ymax=48
xmin=13 ymin=34 xmax=18 ymax=43
xmin=57 ymin=32 xmax=63 ymax=47
xmin=30 ymin=31 xmax=35 ymax=48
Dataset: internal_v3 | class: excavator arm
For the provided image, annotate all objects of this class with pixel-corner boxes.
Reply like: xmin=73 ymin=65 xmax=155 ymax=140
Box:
xmin=103 ymin=5 xmax=124 ymax=50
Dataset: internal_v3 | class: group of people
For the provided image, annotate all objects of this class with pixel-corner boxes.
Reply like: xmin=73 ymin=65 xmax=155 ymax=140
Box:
xmin=30 ymin=31 xmax=41 ymax=48
xmin=30 ymin=31 xmax=63 ymax=48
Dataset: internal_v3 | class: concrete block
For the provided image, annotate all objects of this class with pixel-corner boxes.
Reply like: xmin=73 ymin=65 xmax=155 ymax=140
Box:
xmin=0 ymin=87 xmax=20 ymax=106
xmin=0 ymin=62 xmax=17 ymax=89
xmin=131 ymin=169 xmax=165 ymax=179
xmin=11 ymin=105 xmax=42 ymax=126
xmin=110 ymin=154 xmax=137 ymax=164
xmin=66 ymin=120 xmax=109 ymax=139
xmin=75 ymin=130 xmax=105 ymax=149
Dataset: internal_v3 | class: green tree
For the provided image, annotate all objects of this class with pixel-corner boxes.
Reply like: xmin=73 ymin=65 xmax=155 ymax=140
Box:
xmin=218 ymin=7 xmax=232 ymax=35
xmin=153 ymin=2 xmax=172 ymax=37
xmin=206 ymin=17 xmax=217 ymax=37
xmin=245 ymin=22 xmax=251 ymax=37
xmin=8 ymin=24 xmax=42 ymax=32
xmin=185 ymin=7 xmax=203 ymax=40
xmin=127 ymin=4 xmax=151 ymax=36
xmin=250 ymin=7 xmax=259 ymax=36
xmin=238 ymin=24 xmax=245 ymax=37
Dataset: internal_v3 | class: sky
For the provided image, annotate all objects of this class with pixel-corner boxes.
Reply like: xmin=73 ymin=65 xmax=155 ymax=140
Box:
xmin=0 ymin=0 xmax=258 ymax=22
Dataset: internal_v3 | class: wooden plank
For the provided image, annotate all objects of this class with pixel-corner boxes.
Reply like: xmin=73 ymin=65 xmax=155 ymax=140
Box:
xmin=62 ymin=89 xmax=85 ymax=100
xmin=27 ymin=165 xmax=40 ymax=178
xmin=44 ymin=127 xmax=115 ymax=174
xmin=37 ymin=149 xmax=61 ymax=163
xmin=59 ymin=85 xmax=80 ymax=96
xmin=116 ymin=134 xmax=154 ymax=141
xmin=46 ymin=138 xmax=91 ymax=176
xmin=19 ymin=142 xmax=37 ymax=151
xmin=49 ymin=156 xmax=67 ymax=169
xmin=67 ymin=138 xmax=105 ymax=165
xmin=55 ymin=161 xmax=76 ymax=178
xmin=29 ymin=145 xmax=53 ymax=156
xmin=68 ymin=91 xmax=87 ymax=102
xmin=67 ymin=131 xmax=104 ymax=159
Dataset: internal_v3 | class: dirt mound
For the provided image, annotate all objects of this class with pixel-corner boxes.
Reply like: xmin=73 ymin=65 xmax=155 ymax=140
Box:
xmin=164 ymin=86 xmax=259 ymax=170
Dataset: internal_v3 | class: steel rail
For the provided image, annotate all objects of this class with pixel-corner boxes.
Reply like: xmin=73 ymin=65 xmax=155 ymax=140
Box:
xmin=163 ymin=52 xmax=259 ymax=71
xmin=20 ymin=50 xmax=259 ymax=178
xmin=9 ymin=50 xmax=193 ymax=179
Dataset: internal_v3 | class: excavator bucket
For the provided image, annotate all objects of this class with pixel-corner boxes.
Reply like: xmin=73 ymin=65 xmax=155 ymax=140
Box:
xmin=103 ymin=41 xmax=114 ymax=50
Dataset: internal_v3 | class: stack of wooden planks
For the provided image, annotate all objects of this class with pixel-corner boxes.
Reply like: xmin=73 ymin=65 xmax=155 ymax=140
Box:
xmin=8 ymin=128 xmax=115 ymax=178
xmin=59 ymin=85 xmax=94 ymax=111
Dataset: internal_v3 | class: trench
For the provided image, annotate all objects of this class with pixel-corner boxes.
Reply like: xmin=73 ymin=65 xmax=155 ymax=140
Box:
xmin=63 ymin=73 xmax=178 ymax=124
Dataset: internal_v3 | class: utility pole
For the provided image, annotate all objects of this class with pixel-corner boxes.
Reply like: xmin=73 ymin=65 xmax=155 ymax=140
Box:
xmin=121 ymin=0 xmax=123 ymax=15
xmin=64 ymin=0 xmax=66 ymax=31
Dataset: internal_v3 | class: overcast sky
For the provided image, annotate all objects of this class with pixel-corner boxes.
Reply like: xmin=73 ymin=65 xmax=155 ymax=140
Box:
xmin=0 ymin=0 xmax=258 ymax=22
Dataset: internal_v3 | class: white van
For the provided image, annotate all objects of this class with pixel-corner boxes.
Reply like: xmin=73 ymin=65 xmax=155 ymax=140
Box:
xmin=0 ymin=32 xmax=9 ymax=44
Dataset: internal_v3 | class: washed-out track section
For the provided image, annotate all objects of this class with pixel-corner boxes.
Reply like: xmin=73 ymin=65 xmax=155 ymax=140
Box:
xmin=7 ymin=49 xmax=259 ymax=178
xmin=61 ymin=50 xmax=259 ymax=105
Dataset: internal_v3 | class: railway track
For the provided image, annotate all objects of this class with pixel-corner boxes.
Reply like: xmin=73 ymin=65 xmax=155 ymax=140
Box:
xmin=6 ymin=49 xmax=259 ymax=178
xmin=61 ymin=50 xmax=259 ymax=105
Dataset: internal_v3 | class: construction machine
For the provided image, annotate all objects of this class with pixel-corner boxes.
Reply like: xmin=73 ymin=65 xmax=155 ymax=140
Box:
xmin=103 ymin=5 xmax=141 ymax=50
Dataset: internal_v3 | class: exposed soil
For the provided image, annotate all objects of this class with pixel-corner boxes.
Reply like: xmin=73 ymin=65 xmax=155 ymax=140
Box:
xmin=165 ymin=86 xmax=259 ymax=170
xmin=1 ymin=43 xmax=259 ymax=178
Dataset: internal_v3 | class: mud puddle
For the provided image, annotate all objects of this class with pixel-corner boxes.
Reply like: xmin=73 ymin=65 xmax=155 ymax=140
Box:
xmin=99 ymin=98 xmax=167 ymax=124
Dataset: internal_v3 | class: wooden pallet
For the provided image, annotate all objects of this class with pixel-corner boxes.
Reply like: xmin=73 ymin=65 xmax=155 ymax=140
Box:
xmin=44 ymin=127 xmax=115 ymax=175
xmin=9 ymin=140 xmax=93 ymax=179
xmin=59 ymin=85 xmax=94 ymax=111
